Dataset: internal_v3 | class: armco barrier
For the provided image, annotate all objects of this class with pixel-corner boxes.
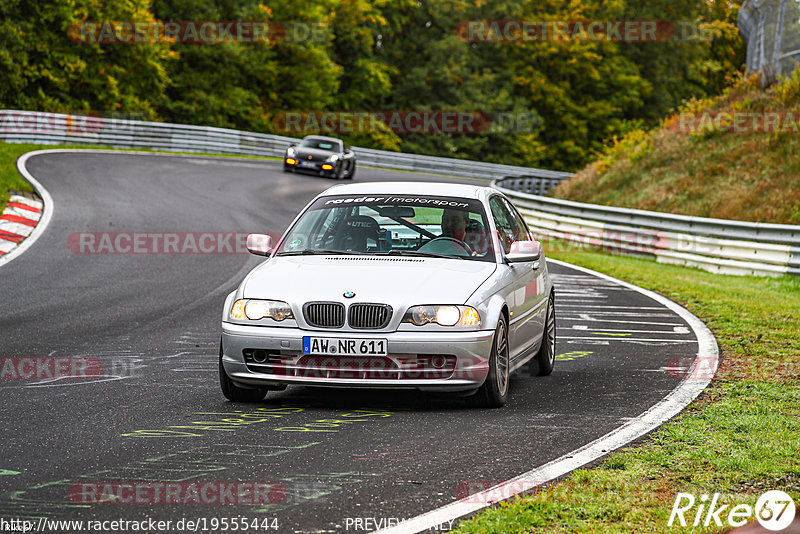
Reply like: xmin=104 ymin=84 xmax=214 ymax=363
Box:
xmin=493 ymin=177 xmax=800 ymax=277
xmin=0 ymin=110 xmax=572 ymax=185
xmin=3 ymin=109 xmax=796 ymax=276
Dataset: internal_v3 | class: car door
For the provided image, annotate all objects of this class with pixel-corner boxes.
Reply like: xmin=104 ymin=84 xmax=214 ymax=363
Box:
xmin=488 ymin=196 xmax=546 ymax=362
xmin=506 ymin=198 xmax=549 ymax=354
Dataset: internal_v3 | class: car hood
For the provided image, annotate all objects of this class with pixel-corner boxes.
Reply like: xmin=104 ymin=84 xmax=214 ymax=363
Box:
xmin=242 ymin=255 xmax=496 ymax=306
xmin=291 ymin=147 xmax=335 ymax=160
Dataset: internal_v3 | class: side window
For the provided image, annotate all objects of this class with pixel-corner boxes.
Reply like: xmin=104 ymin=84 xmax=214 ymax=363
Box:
xmin=489 ymin=196 xmax=517 ymax=254
xmin=502 ymin=198 xmax=532 ymax=242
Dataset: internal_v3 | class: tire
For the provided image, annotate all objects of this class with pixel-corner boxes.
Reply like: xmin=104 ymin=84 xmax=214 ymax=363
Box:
xmin=283 ymin=165 xmax=293 ymax=173
xmin=471 ymin=314 xmax=510 ymax=408
xmin=534 ymin=292 xmax=556 ymax=376
xmin=346 ymin=162 xmax=356 ymax=180
xmin=219 ymin=341 xmax=268 ymax=402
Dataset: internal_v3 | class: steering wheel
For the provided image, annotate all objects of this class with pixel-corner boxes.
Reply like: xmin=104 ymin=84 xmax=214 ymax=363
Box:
xmin=420 ymin=236 xmax=473 ymax=255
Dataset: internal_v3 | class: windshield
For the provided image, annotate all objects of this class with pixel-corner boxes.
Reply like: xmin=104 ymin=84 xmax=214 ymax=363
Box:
xmin=299 ymin=138 xmax=341 ymax=152
xmin=276 ymin=194 xmax=496 ymax=262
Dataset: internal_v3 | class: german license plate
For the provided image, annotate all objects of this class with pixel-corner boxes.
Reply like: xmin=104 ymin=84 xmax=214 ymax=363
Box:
xmin=302 ymin=337 xmax=387 ymax=356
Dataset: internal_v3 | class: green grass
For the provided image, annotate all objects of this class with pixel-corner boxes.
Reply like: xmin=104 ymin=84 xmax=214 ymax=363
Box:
xmin=0 ymin=143 xmax=39 ymax=211
xmin=454 ymin=248 xmax=800 ymax=533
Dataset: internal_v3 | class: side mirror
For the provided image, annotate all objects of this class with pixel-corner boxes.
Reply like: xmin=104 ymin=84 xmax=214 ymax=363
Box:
xmin=506 ymin=240 xmax=541 ymax=263
xmin=247 ymin=234 xmax=273 ymax=256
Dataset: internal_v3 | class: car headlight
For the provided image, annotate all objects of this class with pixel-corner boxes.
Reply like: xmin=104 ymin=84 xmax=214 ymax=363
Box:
xmin=327 ymin=154 xmax=339 ymax=162
xmin=230 ymin=299 xmax=293 ymax=322
xmin=286 ymin=147 xmax=295 ymax=156
xmin=402 ymin=305 xmax=480 ymax=327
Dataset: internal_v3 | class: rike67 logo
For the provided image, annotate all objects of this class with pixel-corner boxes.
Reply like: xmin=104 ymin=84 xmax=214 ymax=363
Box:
xmin=669 ymin=490 xmax=796 ymax=531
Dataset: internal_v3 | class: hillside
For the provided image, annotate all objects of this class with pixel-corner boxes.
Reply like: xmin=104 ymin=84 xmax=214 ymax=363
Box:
xmin=552 ymin=71 xmax=800 ymax=224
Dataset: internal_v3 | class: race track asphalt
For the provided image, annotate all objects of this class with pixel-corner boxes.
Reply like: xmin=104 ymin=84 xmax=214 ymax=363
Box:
xmin=0 ymin=152 xmax=701 ymax=533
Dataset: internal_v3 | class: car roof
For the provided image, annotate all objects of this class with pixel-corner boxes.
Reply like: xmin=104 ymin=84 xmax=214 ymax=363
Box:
xmin=302 ymin=135 xmax=343 ymax=143
xmin=319 ymin=181 xmax=495 ymax=200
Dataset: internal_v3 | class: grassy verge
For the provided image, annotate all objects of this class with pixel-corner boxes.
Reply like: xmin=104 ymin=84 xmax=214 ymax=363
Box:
xmin=454 ymin=248 xmax=800 ymax=533
xmin=0 ymin=143 xmax=39 ymax=211
xmin=552 ymin=71 xmax=800 ymax=224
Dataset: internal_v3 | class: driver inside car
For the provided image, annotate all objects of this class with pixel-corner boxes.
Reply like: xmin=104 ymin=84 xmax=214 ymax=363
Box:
xmin=436 ymin=208 xmax=478 ymax=255
xmin=441 ymin=208 xmax=469 ymax=241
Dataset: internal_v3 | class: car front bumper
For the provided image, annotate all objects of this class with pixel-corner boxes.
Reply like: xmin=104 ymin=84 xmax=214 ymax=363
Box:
xmin=221 ymin=322 xmax=493 ymax=392
xmin=284 ymin=159 xmax=338 ymax=176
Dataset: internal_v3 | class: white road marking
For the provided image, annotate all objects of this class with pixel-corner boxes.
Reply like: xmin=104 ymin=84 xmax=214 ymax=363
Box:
xmin=559 ymin=305 xmax=665 ymax=310
xmin=559 ymin=336 xmax=696 ymax=343
xmin=561 ymin=317 xmax=684 ymax=326
xmin=570 ymin=326 xmax=691 ymax=335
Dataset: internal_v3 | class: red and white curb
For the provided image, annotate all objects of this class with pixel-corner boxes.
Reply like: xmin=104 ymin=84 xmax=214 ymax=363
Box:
xmin=0 ymin=195 xmax=43 ymax=255
xmin=0 ymin=150 xmax=54 ymax=269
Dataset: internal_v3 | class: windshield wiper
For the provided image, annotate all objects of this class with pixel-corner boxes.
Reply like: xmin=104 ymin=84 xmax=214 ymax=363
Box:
xmin=275 ymin=249 xmax=364 ymax=257
xmin=375 ymin=250 xmax=464 ymax=260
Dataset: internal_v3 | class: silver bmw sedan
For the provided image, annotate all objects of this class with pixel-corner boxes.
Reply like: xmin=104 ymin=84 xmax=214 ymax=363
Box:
xmin=219 ymin=182 xmax=555 ymax=407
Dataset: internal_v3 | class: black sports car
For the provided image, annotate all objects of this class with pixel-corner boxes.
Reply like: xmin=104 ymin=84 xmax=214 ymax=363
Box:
xmin=283 ymin=135 xmax=356 ymax=179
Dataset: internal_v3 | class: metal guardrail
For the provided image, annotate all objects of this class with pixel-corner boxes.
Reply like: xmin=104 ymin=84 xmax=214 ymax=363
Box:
xmin=4 ymin=109 xmax=795 ymax=277
xmin=494 ymin=177 xmax=800 ymax=277
xmin=498 ymin=175 xmax=573 ymax=196
xmin=0 ymin=110 xmax=572 ymax=185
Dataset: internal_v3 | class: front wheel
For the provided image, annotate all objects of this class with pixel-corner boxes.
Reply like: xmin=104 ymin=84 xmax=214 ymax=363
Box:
xmin=534 ymin=292 xmax=556 ymax=376
xmin=471 ymin=314 xmax=510 ymax=408
xmin=346 ymin=162 xmax=356 ymax=180
xmin=219 ymin=341 xmax=268 ymax=402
